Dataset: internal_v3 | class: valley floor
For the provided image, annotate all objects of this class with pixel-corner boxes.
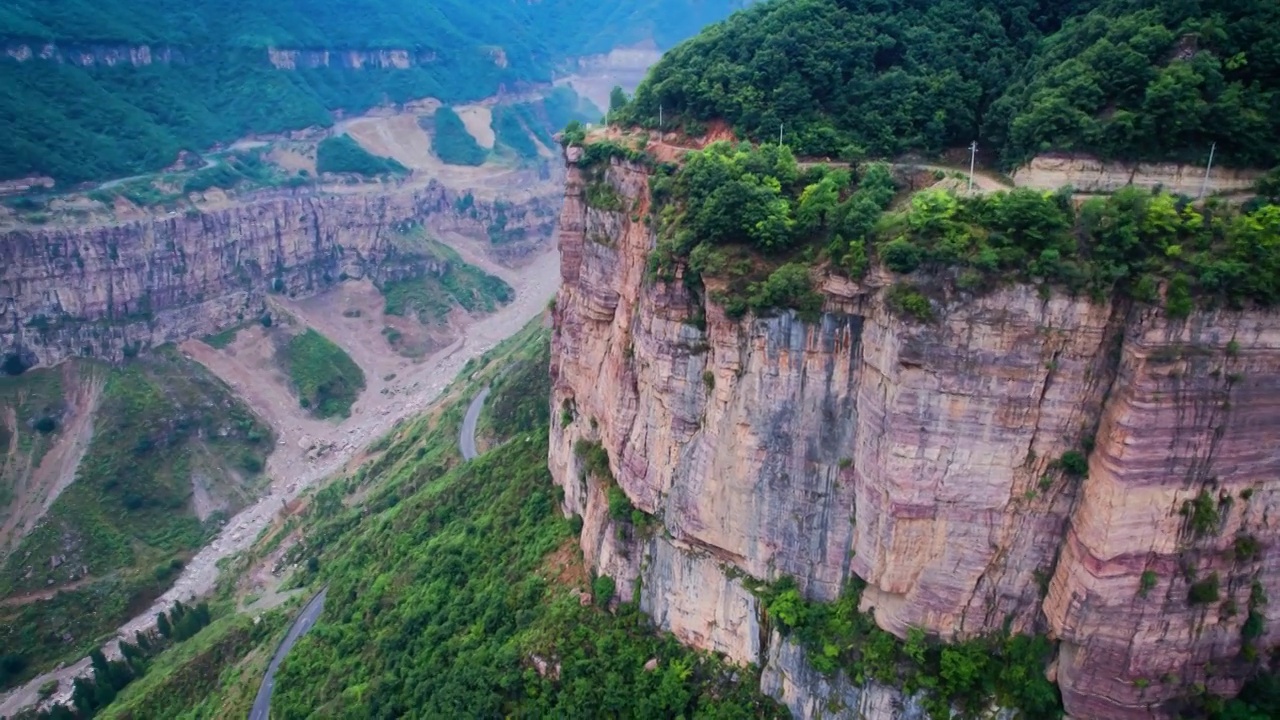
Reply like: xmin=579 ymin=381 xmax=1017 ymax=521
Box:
xmin=0 ymin=239 xmax=562 ymax=717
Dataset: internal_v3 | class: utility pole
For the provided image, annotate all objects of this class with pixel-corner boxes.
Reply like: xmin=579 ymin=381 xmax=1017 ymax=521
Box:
xmin=779 ymin=123 xmax=783 ymax=147
xmin=659 ymin=104 xmax=663 ymax=128
xmin=1199 ymin=142 xmax=1217 ymax=200
xmin=968 ymin=141 xmax=978 ymax=194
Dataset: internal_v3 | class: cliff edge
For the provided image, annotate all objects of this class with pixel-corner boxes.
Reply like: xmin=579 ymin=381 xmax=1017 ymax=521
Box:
xmin=548 ymin=147 xmax=1280 ymax=719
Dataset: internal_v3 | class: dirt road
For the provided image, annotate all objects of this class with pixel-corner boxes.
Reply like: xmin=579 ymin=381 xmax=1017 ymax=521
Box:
xmin=0 ymin=242 xmax=562 ymax=718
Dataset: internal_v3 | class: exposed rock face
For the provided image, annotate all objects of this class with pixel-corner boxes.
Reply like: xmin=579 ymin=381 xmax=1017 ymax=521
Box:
xmin=3 ymin=42 xmax=184 ymax=66
xmin=761 ymin=630 xmax=932 ymax=720
xmin=549 ymin=154 xmax=1280 ymax=719
xmin=266 ymin=48 xmax=439 ymax=70
xmin=0 ymin=183 xmax=557 ymax=367
xmin=3 ymin=41 xmax=443 ymax=70
xmin=1012 ymin=154 xmax=1261 ymax=196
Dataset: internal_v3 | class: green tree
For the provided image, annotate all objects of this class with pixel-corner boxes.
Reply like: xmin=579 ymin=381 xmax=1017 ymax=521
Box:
xmin=609 ymin=86 xmax=629 ymax=115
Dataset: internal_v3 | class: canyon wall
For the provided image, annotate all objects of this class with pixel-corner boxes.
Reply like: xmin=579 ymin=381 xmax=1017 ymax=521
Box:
xmin=1012 ymin=155 xmax=1261 ymax=197
xmin=0 ymin=182 xmax=557 ymax=368
xmin=548 ymin=153 xmax=1280 ymax=719
xmin=2 ymin=41 xmax=439 ymax=69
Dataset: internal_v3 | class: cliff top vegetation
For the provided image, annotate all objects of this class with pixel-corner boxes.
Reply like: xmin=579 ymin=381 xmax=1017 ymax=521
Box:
xmin=615 ymin=0 xmax=1280 ymax=169
xmin=623 ymin=138 xmax=1280 ymax=319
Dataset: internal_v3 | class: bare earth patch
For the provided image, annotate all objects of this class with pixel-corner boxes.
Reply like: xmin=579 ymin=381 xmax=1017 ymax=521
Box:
xmin=342 ymin=114 xmax=437 ymax=171
xmin=0 ymin=367 xmax=104 ymax=556
xmin=455 ymin=105 xmax=496 ymax=149
xmin=267 ymin=146 xmax=316 ymax=175
xmin=278 ymin=279 xmax=448 ymax=369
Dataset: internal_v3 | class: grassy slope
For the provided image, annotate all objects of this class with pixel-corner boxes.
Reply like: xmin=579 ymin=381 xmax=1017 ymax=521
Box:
xmin=280 ymin=329 xmax=365 ymax=419
xmin=96 ymin=609 xmax=291 ymax=720
xmin=430 ymin=107 xmax=487 ymax=166
xmin=0 ymin=367 xmax=68 ymax=509
xmin=0 ymin=349 xmax=273 ymax=689
xmin=315 ymin=136 xmax=406 ymax=177
xmin=381 ymin=233 xmax=514 ymax=324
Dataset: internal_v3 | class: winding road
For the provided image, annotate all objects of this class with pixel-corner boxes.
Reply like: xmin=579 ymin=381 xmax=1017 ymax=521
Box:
xmin=249 ymin=587 xmax=327 ymax=720
xmin=245 ymin=385 xmax=485 ymax=718
xmin=459 ymin=387 xmax=490 ymax=461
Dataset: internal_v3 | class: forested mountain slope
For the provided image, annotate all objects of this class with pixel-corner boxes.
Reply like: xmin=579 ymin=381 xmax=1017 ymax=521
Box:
xmin=621 ymin=0 xmax=1280 ymax=168
xmin=0 ymin=0 xmax=752 ymax=183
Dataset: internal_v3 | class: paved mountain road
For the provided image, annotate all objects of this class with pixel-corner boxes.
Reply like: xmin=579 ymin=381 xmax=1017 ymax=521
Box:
xmin=249 ymin=587 xmax=327 ymax=720
xmin=460 ymin=387 xmax=490 ymax=461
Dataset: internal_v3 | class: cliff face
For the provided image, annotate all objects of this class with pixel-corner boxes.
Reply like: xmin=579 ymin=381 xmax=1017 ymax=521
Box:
xmin=3 ymin=41 xmax=184 ymax=66
xmin=0 ymin=182 xmax=556 ymax=368
xmin=548 ymin=154 xmax=1280 ymax=719
xmin=1011 ymin=155 xmax=1261 ymax=197
xmin=3 ymin=42 xmax=442 ymax=69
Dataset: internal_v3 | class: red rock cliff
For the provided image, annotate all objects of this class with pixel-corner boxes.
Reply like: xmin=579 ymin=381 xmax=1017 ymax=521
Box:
xmin=548 ymin=151 xmax=1280 ymax=719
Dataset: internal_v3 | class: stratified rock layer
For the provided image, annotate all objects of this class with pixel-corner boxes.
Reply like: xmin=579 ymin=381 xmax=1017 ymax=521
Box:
xmin=548 ymin=152 xmax=1280 ymax=719
xmin=1 ymin=183 xmax=556 ymax=366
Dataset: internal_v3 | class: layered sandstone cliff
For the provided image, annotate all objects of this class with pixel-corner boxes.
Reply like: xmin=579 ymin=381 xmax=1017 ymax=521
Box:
xmin=0 ymin=182 xmax=556 ymax=368
xmin=3 ymin=41 xmax=439 ymax=69
xmin=1011 ymin=155 xmax=1261 ymax=197
xmin=548 ymin=152 xmax=1280 ymax=719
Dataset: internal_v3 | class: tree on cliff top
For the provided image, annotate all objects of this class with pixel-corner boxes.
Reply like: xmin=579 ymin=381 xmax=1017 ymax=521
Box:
xmin=619 ymin=0 xmax=1280 ymax=168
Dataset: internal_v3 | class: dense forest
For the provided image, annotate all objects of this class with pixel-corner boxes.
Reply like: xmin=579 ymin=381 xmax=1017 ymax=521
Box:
xmin=620 ymin=0 xmax=1280 ymax=168
xmin=0 ymin=0 xmax=751 ymax=183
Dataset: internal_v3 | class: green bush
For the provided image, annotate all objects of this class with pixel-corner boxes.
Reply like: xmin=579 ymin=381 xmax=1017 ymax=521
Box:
xmin=1182 ymin=489 xmax=1222 ymax=537
xmin=1058 ymin=450 xmax=1088 ymax=478
xmin=1233 ymin=534 xmax=1262 ymax=562
xmin=592 ymin=575 xmax=616 ymax=607
xmin=316 ymin=135 xmax=407 ymax=177
xmin=885 ymin=284 xmax=932 ymax=322
xmin=744 ymin=263 xmax=825 ymax=320
xmin=1188 ymin=574 xmax=1221 ymax=605
xmin=281 ymin=329 xmax=366 ymax=418
xmin=1139 ymin=570 xmax=1158 ymax=598
xmin=584 ymin=180 xmax=624 ymax=211
xmin=431 ymin=107 xmax=487 ymax=166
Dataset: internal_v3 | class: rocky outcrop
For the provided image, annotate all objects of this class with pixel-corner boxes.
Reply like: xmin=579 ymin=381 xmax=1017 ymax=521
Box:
xmin=0 ymin=182 xmax=557 ymax=367
xmin=3 ymin=41 xmax=184 ymax=66
xmin=266 ymin=48 xmax=439 ymax=70
xmin=761 ymin=631 xmax=932 ymax=720
xmin=4 ymin=42 xmax=441 ymax=70
xmin=1012 ymin=154 xmax=1261 ymax=197
xmin=549 ymin=152 xmax=1280 ymax=719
